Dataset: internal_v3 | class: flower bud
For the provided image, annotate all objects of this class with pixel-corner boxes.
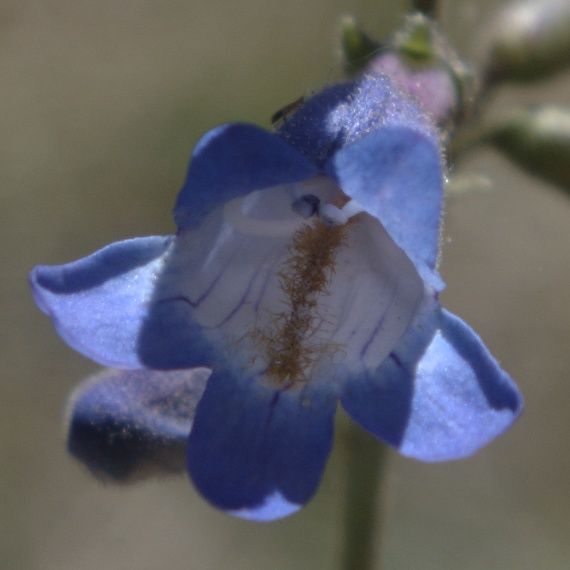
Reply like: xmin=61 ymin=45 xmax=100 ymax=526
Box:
xmin=487 ymin=106 xmax=570 ymax=192
xmin=483 ymin=0 xmax=570 ymax=83
xmin=369 ymin=53 xmax=458 ymax=127
xmin=367 ymin=14 xmax=471 ymax=127
xmin=66 ymin=367 xmax=210 ymax=482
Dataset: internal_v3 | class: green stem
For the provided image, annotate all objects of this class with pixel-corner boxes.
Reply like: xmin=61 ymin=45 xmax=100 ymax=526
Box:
xmin=341 ymin=422 xmax=388 ymax=570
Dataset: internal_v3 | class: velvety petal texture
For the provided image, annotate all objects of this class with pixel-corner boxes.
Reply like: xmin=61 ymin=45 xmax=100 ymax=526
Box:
xmin=342 ymin=304 xmax=523 ymax=461
xmin=187 ymin=368 xmax=336 ymax=521
xmin=277 ymin=75 xmax=437 ymax=168
xmin=30 ymin=237 xmax=172 ymax=368
xmin=67 ymin=367 xmax=210 ymax=481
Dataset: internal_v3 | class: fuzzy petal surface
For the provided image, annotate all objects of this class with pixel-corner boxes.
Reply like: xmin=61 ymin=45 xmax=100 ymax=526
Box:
xmin=187 ymin=368 xmax=336 ymax=521
xmin=67 ymin=367 xmax=210 ymax=482
xmin=30 ymin=236 xmax=173 ymax=368
xmin=342 ymin=305 xmax=523 ymax=461
xmin=277 ymin=75 xmax=437 ymax=168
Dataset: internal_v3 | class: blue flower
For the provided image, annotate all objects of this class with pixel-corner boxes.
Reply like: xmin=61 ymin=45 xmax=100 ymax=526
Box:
xmin=30 ymin=75 xmax=522 ymax=521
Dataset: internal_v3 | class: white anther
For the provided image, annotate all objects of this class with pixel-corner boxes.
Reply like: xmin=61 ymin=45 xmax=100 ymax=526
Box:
xmin=319 ymin=203 xmax=349 ymax=226
xmin=341 ymin=199 xmax=365 ymax=219
xmin=319 ymin=199 xmax=365 ymax=226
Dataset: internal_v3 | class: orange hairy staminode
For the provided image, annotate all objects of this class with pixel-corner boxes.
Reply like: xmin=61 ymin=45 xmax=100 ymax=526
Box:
xmin=253 ymin=219 xmax=349 ymax=386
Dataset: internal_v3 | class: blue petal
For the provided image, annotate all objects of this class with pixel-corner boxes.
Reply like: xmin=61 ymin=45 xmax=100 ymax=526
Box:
xmin=67 ymin=367 xmax=210 ymax=482
xmin=341 ymin=306 xmax=523 ymax=461
xmin=30 ymin=236 xmax=173 ymax=368
xmin=326 ymin=126 xmax=443 ymax=285
xmin=174 ymin=123 xmax=318 ymax=229
xmin=278 ymin=75 xmax=437 ymax=169
xmin=187 ymin=369 xmax=336 ymax=521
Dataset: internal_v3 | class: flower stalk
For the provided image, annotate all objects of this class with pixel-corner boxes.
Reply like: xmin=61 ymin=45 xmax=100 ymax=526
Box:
xmin=341 ymin=421 xmax=388 ymax=570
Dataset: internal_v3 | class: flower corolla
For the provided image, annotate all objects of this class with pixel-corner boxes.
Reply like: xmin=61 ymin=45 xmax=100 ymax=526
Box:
xmin=30 ymin=75 xmax=522 ymax=521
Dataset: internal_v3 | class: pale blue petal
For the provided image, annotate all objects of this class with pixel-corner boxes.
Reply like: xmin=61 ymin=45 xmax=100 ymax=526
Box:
xmin=187 ymin=368 xmax=336 ymax=521
xmin=342 ymin=305 xmax=523 ymax=461
xmin=326 ymin=126 xmax=443 ymax=286
xmin=30 ymin=237 xmax=173 ymax=368
xmin=228 ymin=491 xmax=301 ymax=522
xmin=67 ymin=367 xmax=210 ymax=482
xmin=174 ymin=123 xmax=317 ymax=229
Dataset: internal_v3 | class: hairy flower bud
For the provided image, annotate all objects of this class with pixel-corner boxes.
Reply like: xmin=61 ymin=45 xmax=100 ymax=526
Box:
xmin=380 ymin=15 xmax=471 ymax=127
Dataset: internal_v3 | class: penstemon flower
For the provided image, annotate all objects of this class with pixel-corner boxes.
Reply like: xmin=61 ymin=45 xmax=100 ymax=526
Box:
xmin=30 ymin=75 xmax=522 ymax=521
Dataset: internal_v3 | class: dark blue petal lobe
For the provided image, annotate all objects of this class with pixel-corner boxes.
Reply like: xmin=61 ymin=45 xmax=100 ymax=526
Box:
xmin=67 ymin=367 xmax=210 ymax=482
xmin=341 ymin=306 xmax=523 ymax=461
xmin=174 ymin=123 xmax=318 ymax=229
xmin=30 ymin=236 xmax=172 ymax=368
xmin=187 ymin=369 xmax=336 ymax=521
xmin=278 ymin=75 xmax=437 ymax=168
xmin=327 ymin=126 xmax=443 ymax=283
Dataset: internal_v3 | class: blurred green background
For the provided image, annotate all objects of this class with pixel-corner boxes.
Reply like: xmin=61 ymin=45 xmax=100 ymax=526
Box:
xmin=2 ymin=1 xmax=569 ymax=568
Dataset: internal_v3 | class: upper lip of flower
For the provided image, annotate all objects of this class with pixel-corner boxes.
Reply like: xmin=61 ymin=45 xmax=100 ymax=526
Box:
xmin=29 ymin=75 xmax=523 ymax=522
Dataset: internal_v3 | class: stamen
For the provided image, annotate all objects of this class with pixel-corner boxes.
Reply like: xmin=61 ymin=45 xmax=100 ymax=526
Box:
xmin=341 ymin=199 xmax=365 ymax=219
xmin=319 ymin=199 xmax=364 ymax=226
